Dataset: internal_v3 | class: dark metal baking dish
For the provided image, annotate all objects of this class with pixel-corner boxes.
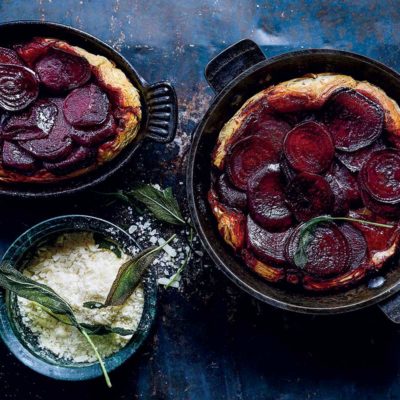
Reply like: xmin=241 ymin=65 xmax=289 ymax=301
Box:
xmin=0 ymin=21 xmax=177 ymax=198
xmin=187 ymin=39 xmax=400 ymax=319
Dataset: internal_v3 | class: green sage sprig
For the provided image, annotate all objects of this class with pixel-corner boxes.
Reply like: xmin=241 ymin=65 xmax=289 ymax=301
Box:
xmin=294 ymin=215 xmax=394 ymax=268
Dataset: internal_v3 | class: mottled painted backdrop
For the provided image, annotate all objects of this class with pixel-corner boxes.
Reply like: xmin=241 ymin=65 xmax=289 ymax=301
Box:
xmin=1 ymin=1 xmax=400 ymax=399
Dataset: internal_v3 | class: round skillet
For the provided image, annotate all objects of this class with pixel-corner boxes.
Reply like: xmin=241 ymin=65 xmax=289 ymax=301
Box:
xmin=187 ymin=39 xmax=400 ymax=319
xmin=0 ymin=21 xmax=177 ymax=198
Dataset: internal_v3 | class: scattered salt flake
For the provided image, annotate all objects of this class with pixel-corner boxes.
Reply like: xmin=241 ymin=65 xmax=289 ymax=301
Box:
xmin=158 ymin=238 xmax=177 ymax=257
xmin=128 ymin=225 xmax=137 ymax=234
xmin=150 ymin=236 xmax=158 ymax=244
xmin=157 ymin=277 xmax=180 ymax=288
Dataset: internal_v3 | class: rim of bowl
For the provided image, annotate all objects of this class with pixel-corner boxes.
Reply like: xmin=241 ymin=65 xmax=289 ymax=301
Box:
xmin=0 ymin=214 xmax=157 ymax=381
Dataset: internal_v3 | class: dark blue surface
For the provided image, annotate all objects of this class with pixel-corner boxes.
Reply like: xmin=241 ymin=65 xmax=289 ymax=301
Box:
xmin=1 ymin=1 xmax=400 ymax=399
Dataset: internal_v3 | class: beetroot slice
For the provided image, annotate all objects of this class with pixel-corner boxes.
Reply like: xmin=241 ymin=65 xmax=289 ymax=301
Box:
xmin=286 ymin=172 xmax=334 ymax=222
xmin=359 ymin=149 xmax=400 ymax=204
xmin=240 ymin=113 xmax=291 ymax=141
xmin=283 ymin=121 xmax=334 ymax=174
xmin=14 ymin=38 xmax=53 ymax=67
xmin=285 ymin=222 xmax=350 ymax=278
xmin=246 ymin=215 xmax=293 ymax=265
xmin=2 ymin=141 xmax=37 ymax=172
xmin=226 ymin=135 xmax=282 ymax=190
xmin=0 ymin=47 xmax=23 ymax=65
xmin=63 ymin=84 xmax=110 ymax=128
xmin=338 ymin=223 xmax=367 ymax=270
xmin=43 ymin=146 xmax=96 ymax=174
xmin=336 ymin=139 xmax=386 ymax=173
xmin=360 ymin=188 xmax=400 ymax=218
xmin=70 ymin=114 xmax=116 ymax=146
xmin=0 ymin=64 xmax=39 ymax=111
xmin=3 ymin=99 xmax=58 ymax=141
xmin=323 ymin=89 xmax=383 ymax=152
xmin=35 ymin=48 xmax=91 ymax=92
xmin=214 ymin=173 xmax=247 ymax=210
xmin=19 ymin=98 xmax=73 ymax=161
xmin=247 ymin=163 xmax=293 ymax=232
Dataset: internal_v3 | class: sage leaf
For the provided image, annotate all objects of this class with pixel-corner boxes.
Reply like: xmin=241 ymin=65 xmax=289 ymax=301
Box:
xmin=82 ymin=301 xmax=106 ymax=309
xmin=93 ymin=233 xmax=122 ymax=258
xmin=294 ymin=215 xmax=394 ymax=268
xmin=127 ymin=185 xmax=186 ymax=226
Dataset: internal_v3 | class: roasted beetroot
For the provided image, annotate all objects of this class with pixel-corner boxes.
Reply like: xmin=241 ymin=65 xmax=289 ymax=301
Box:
xmin=285 ymin=222 xmax=350 ymax=278
xmin=247 ymin=163 xmax=293 ymax=231
xmin=324 ymin=89 xmax=383 ymax=152
xmin=63 ymin=84 xmax=110 ymax=127
xmin=214 ymin=173 xmax=247 ymax=210
xmin=226 ymin=135 xmax=283 ymax=190
xmin=326 ymin=162 xmax=360 ymax=205
xmin=2 ymin=141 xmax=38 ymax=172
xmin=70 ymin=115 xmax=116 ymax=146
xmin=246 ymin=215 xmax=293 ymax=265
xmin=338 ymin=223 xmax=367 ymax=270
xmin=0 ymin=64 xmax=39 ymax=111
xmin=283 ymin=121 xmax=334 ymax=174
xmin=35 ymin=48 xmax=91 ymax=92
xmin=286 ymin=172 xmax=334 ymax=222
xmin=0 ymin=47 xmax=23 ymax=65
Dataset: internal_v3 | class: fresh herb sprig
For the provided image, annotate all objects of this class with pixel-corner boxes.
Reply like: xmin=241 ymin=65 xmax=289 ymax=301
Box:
xmin=294 ymin=215 xmax=394 ymax=268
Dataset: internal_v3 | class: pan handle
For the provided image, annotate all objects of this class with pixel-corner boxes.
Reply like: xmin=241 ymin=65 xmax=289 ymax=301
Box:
xmin=144 ymin=81 xmax=178 ymax=144
xmin=205 ymin=39 xmax=266 ymax=94
xmin=379 ymin=294 xmax=400 ymax=323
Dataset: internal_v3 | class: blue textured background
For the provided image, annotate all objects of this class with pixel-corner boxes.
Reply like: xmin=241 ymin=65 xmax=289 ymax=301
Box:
xmin=1 ymin=1 xmax=400 ymax=399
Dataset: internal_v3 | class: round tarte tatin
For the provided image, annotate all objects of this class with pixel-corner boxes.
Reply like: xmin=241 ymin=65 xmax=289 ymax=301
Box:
xmin=209 ymin=73 xmax=400 ymax=292
xmin=0 ymin=37 xmax=141 ymax=183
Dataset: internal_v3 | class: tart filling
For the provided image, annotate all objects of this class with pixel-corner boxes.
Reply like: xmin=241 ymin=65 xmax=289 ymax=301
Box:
xmin=0 ymin=37 xmax=141 ymax=183
xmin=209 ymin=73 xmax=400 ymax=292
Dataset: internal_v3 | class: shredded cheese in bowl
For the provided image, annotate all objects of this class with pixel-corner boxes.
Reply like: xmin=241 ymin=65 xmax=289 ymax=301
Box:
xmin=17 ymin=232 xmax=144 ymax=363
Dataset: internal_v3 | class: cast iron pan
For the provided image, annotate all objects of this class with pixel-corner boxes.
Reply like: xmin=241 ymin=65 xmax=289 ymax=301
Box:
xmin=187 ymin=39 xmax=400 ymax=319
xmin=0 ymin=21 xmax=177 ymax=198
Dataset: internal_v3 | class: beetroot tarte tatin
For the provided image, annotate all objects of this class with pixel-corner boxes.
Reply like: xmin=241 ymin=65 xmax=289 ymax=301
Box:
xmin=0 ymin=37 xmax=141 ymax=183
xmin=209 ymin=73 xmax=400 ymax=292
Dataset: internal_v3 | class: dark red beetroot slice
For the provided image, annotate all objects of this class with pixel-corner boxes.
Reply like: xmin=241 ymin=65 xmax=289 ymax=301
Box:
xmin=226 ymin=135 xmax=282 ymax=190
xmin=214 ymin=173 xmax=247 ymax=210
xmin=283 ymin=121 xmax=334 ymax=174
xmin=63 ymin=84 xmax=110 ymax=128
xmin=0 ymin=64 xmax=39 ymax=111
xmin=336 ymin=139 xmax=386 ymax=173
xmin=0 ymin=47 xmax=23 ymax=65
xmin=14 ymin=38 xmax=53 ymax=67
xmin=240 ymin=113 xmax=291 ymax=141
xmin=19 ymin=98 xmax=73 ymax=161
xmin=2 ymin=141 xmax=37 ymax=172
xmin=246 ymin=215 xmax=293 ymax=265
xmin=286 ymin=172 xmax=334 ymax=222
xmin=323 ymin=89 xmax=383 ymax=152
xmin=35 ymin=48 xmax=91 ymax=92
xmin=70 ymin=115 xmax=116 ymax=146
xmin=285 ymin=221 xmax=350 ymax=278
xmin=338 ymin=223 xmax=367 ymax=270
xmin=3 ymin=99 xmax=58 ymax=141
xmin=359 ymin=149 xmax=400 ymax=204
xmin=360 ymin=188 xmax=400 ymax=219
xmin=43 ymin=146 xmax=96 ymax=174
xmin=280 ymin=157 xmax=296 ymax=182
xmin=247 ymin=163 xmax=293 ymax=231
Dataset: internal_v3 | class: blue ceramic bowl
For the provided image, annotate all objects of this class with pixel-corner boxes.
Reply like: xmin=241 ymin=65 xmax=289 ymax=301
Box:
xmin=0 ymin=215 xmax=157 ymax=381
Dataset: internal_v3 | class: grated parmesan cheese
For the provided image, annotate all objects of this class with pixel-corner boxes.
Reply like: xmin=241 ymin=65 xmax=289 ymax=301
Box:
xmin=17 ymin=232 xmax=144 ymax=363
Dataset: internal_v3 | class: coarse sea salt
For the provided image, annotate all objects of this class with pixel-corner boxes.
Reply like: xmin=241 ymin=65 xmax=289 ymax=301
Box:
xmin=17 ymin=232 xmax=144 ymax=363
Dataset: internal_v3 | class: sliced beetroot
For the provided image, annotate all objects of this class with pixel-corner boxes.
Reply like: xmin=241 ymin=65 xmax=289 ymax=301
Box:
xmin=0 ymin=47 xmax=23 ymax=65
xmin=247 ymin=163 xmax=293 ymax=231
xmin=285 ymin=222 xmax=350 ymax=278
xmin=14 ymin=38 xmax=53 ymax=67
xmin=43 ymin=146 xmax=96 ymax=174
xmin=240 ymin=113 xmax=291 ymax=141
xmin=2 ymin=141 xmax=37 ymax=172
xmin=336 ymin=139 xmax=386 ymax=173
xmin=35 ymin=48 xmax=91 ymax=92
xmin=214 ymin=173 xmax=247 ymax=210
xmin=226 ymin=135 xmax=282 ymax=190
xmin=360 ymin=188 xmax=400 ymax=218
xmin=63 ymin=84 xmax=110 ymax=128
xmin=338 ymin=223 xmax=367 ymax=270
xmin=280 ymin=158 xmax=296 ymax=182
xmin=323 ymin=89 xmax=383 ymax=152
xmin=19 ymin=98 xmax=73 ymax=161
xmin=3 ymin=99 xmax=58 ymax=141
xmin=0 ymin=64 xmax=39 ymax=111
xmin=70 ymin=114 xmax=116 ymax=146
xmin=359 ymin=149 xmax=400 ymax=204
xmin=246 ymin=215 xmax=293 ymax=265
xmin=283 ymin=121 xmax=334 ymax=174
xmin=286 ymin=172 xmax=334 ymax=222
